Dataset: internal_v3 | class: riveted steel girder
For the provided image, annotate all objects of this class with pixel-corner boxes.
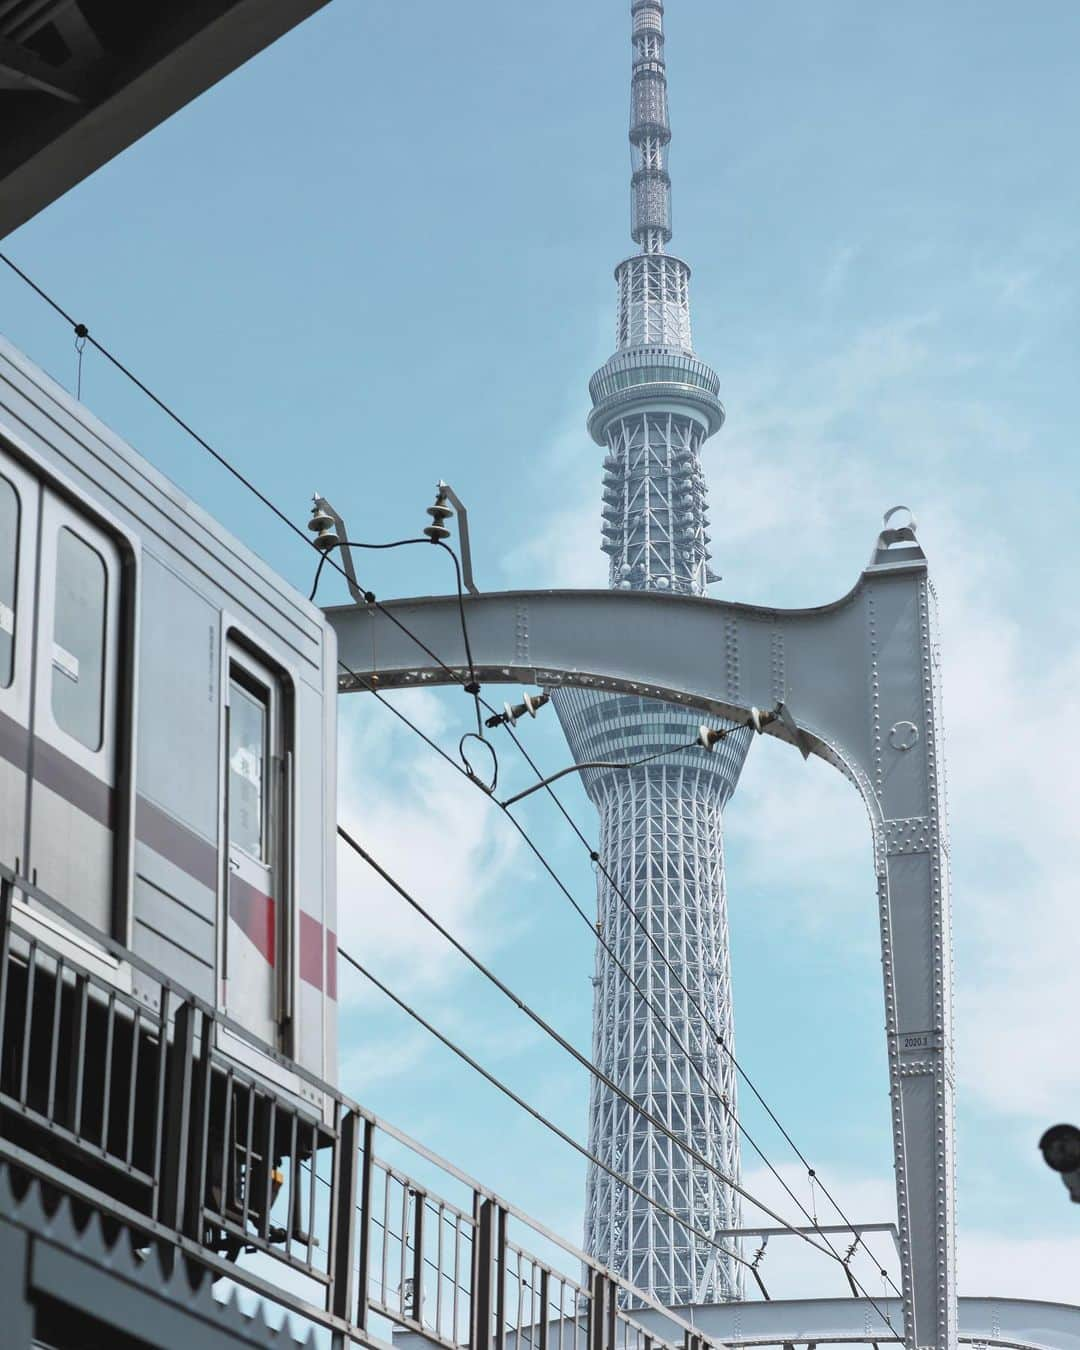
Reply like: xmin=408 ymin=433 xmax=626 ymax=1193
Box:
xmin=327 ymin=520 xmax=957 ymax=1350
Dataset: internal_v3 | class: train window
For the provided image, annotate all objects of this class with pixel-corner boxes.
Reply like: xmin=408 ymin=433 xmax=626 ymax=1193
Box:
xmin=228 ymin=674 xmax=267 ymax=862
xmin=0 ymin=473 xmax=16 ymax=688
xmin=51 ymin=526 xmax=107 ymax=751
xmin=224 ymin=648 xmax=289 ymax=1049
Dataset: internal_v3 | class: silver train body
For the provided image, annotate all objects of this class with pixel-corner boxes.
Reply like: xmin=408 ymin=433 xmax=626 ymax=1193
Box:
xmin=0 ymin=335 xmax=338 ymax=1098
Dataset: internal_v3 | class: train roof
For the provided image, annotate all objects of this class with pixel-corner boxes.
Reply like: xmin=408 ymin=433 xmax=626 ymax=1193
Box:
xmin=0 ymin=332 xmax=329 ymax=670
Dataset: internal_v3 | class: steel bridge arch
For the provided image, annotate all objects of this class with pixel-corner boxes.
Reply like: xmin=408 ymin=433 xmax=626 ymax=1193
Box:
xmin=327 ymin=518 xmax=956 ymax=1350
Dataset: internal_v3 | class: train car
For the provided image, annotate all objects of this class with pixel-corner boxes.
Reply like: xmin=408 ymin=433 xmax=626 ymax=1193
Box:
xmin=0 ymin=332 xmax=339 ymax=1107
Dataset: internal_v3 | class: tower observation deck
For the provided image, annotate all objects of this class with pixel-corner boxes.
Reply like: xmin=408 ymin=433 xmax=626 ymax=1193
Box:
xmin=552 ymin=0 xmax=751 ymax=1306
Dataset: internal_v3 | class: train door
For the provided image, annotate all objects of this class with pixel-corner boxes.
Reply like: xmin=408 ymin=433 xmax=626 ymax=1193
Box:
xmin=224 ymin=645 xmax=288 ymax=1049
xmin=0 ymin=453 xmax=37 ymax=876
xmin=28 ymin=491 xmax=122 ymax=932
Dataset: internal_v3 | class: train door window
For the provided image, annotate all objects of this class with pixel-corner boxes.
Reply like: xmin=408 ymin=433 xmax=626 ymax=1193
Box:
xmin=51 ymin=526 xmax=108 ymax=751
xmin=228 ymin=679 xmax=266 ymax=862
xmin=224 ymin=647 xmax=288 ymax=1050
xmin=29 ymin=492 xmax=122 ymax=935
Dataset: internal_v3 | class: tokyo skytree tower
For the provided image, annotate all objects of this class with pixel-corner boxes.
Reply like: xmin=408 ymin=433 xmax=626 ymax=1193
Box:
xmin=551 ymin=0 xmax=752 ymax=1307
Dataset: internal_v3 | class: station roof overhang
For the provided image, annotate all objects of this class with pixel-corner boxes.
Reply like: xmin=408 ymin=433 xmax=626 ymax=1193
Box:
xmin=0 ymin=0 xmax=334 ymax=239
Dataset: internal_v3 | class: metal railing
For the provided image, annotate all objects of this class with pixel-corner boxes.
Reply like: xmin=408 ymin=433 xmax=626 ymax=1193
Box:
xmin=0 ymin=863 xmax=730 ymax=1350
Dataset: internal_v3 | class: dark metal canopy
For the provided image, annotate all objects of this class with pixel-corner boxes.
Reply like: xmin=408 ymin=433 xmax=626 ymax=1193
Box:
xmin=0 ymin=0 xmax=333 ymax=238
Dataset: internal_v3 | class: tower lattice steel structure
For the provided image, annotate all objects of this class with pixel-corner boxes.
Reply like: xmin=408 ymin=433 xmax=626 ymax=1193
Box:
xmin=552 ymin=0 xmax=751 ymax=1307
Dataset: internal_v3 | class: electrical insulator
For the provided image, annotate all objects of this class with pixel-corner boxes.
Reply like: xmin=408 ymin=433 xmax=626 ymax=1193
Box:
xmin=485 ymin=690 xmax=550 ymax=729
xmin=307 ymin=501 xmax=339 ymax=552
xmin=424 ymin=493 xmax=453 ymax=542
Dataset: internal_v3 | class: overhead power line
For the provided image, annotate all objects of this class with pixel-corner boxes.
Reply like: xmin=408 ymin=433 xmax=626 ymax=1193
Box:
xmin=0 ymin=252 xmax=477 ymax=695
xmin=320 ymin=576 xmax=893 ymax=1306
xmin=338 ymin=824 xmax=842 ymax=1265
xmin=0 ymin=250 xmax=899 ymax=1313
xmin=489 ymin=712 xmax=904 ymax=1303
xmin=336 ymin=827 xmax=898 ymax=1331
xmin=0 ymin=251 xmax=317 ymax=555
xmin=339 ymin=680 xmax=894 ymax=1305
xmin=0 ymin=249 xmax=499 ymax=778
xmin=336 ymin=943 xmax=769 ymax=1294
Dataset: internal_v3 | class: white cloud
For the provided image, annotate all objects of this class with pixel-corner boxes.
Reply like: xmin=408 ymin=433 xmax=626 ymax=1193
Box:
xmin=503 ymin=494 xmax=603 ymax=589
xmin=726 ymin=741 xmax=872 ymax=936
xmin=501 ymin=419 xmax=606 ymax=590
xmin=336 ymin=688 xmax=525 ymax=1005
xmin=339 ymin=1029 xmax=432 ymax=1093
xmin=915 ymin=529 xmax=1080 ymax=1119
xmin=957 ymin=1230 xmax=1080 ymax=1304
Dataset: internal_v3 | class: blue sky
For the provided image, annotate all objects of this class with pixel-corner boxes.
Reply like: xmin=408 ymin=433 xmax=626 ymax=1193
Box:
xmin=3 ymin=0 xmax=1080 ymax=1308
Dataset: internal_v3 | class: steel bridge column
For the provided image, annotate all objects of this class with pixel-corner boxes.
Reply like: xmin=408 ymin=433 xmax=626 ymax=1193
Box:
xmin=870 ymin=569 xmax=956 ymax=1350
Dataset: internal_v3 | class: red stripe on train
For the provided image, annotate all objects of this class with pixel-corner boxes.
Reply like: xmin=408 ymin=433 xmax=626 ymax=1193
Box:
xmin=229 ymin=874 xmax=275 ymax=966
xmin=300 ymin=911 xmax=322 ymax=991
xmin=299 ymin=913 xmax=339 ymax=1001
xmin=325 ymin=929 xmax=338 ymax=1002
xmin=139 ymin=796 xmax=338 ymax=1000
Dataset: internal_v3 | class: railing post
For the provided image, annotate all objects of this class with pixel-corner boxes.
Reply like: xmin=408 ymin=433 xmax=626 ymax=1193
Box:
xmin=409 ymin=1185 xmax=426 ymax=1325
xmin=589 ymin=1271 xmax=613 ymax=1350
xmin=495 ymin=1204 xmax=507 ymax=1350
xmin=356 ymin=1117 xmax=375 ymax=1333
xmin=330 ymin=1107 xmax=361 ymax=1328
xmin=472 ymin=1197 xmax=509 ymax=1350
xmin=538 ymin=1269 xmax=549 ymax=1350
xmin=183 ymin=1005 xmax=213 ymax=1239
xmin=159 ymin=999 xmax=195 ymax=1232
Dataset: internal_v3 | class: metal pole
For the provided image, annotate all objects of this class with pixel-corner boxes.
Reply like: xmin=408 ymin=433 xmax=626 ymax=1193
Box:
xmin=330 ymin=1108 xmax=361 ymax=1327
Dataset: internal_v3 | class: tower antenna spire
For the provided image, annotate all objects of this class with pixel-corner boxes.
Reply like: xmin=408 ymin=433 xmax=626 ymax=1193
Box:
xmin=629 ymin=0 xmax=673 ymax=254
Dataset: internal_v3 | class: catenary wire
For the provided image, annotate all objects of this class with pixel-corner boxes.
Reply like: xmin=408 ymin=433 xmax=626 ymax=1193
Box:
xmin=342 ymin=659 xmax=851 ymax=1285
xmin=338 ymin=675 xmax=888 ymax=1298
xmin=315 ymin=520 xmax=867 ymax=1288
xmin=0 ymin=252 xmax=492 ymax=768
xmin=337 ymin=824 xmax=844 ymax=1264
xmin=336 ymin=945 xmax=765 ymax=1289
xmin=0 ymin=251 xmax=484 ymax=736
xmin=336 ymin=826 xmax=898 ymax=1329
xmin=330 ymin=653 xmax=896 ymax=1320
xmin=0 ymin=251 xmax=325 ymax=559
xmin=489 ymin=708 xmax=904 ymax=1301
xmin=0 ymin=251 xmax=898 ymax=1308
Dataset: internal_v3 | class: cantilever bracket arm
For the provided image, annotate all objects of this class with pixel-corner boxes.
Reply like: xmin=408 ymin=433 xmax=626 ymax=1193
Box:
xmin=324 ymin=515 xmax=956 ymax=1350
xmin=313 ymin=496 xmax=365 ymax=607
xmin=436 ymin=480 xmax=480 ymax=596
